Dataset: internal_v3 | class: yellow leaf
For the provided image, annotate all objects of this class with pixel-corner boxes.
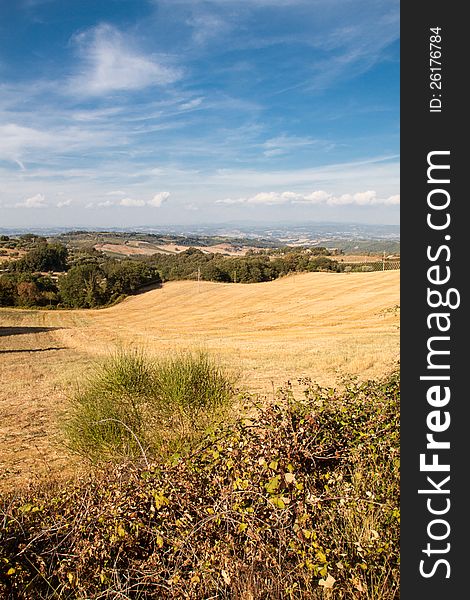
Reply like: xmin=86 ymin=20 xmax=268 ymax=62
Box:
xmin=6 ymin=568 xmax=15 ymax=576
xmin=271 ymin=496 xmax=286 ymax=509
xmin=156 ymin=535 xmax=164 ymax=548
xmin=117 ymin=524 xmax=126 ymax=537
xmin=319 ymin=574 xmax=335 ymax=589
xmin=153 ymin=492 xmax=169 ymax=510
xmin=265 ymin=476 xmax=280 ymax=494
xmin=238 ymin=522 xmax=248 ymax=532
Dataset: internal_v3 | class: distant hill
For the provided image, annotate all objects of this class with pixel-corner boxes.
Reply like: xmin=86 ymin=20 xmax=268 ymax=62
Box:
xmin=0 ymin=222 xmax=399 ymax=255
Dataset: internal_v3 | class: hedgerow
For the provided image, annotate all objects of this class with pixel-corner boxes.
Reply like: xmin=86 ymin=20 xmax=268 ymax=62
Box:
xmin=0 ymin=371 xmax=399 ymax=599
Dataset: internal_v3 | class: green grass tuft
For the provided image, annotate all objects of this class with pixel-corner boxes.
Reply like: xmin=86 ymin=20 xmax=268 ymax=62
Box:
xmin=63 ymin=348 xmax=237 ymax=462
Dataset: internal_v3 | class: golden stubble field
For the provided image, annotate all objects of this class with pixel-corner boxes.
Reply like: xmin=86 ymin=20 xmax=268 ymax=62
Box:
xmin=0 ymin=270 xmax=399 ymax=492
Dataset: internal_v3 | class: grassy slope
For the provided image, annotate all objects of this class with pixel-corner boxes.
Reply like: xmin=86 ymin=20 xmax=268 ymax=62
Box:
xmin=0 ymin=271 xmax=399 ymax=492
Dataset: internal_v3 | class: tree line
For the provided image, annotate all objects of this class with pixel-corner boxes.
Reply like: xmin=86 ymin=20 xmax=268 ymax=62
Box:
xmin=0 ymin=238 xmax=161 ymax=308
xmin=145 ymin=247 xmax=341 ymax=284
xmin=0 ymin=236 xmax=343 ymax=309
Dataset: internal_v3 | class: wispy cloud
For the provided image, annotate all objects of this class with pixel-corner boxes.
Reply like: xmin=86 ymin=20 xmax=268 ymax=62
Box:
xmin=68 ymin=24 xmax=182 ymax=97
xmin=0 ymin=122 xmax=116 ymax=166
xmin=187 ymin=13 xmax=231 ymax=45
xmin=262 ymin=134 xmax=319 ymax=157
xmin=0 ymin=124 xmax=56 ymax=164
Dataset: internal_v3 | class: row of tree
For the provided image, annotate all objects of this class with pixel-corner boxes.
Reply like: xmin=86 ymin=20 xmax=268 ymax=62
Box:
xmin=0 ymin=239 xmax=343 ymax=308
xmin=146 ymin=248 xmax=342 ymax=284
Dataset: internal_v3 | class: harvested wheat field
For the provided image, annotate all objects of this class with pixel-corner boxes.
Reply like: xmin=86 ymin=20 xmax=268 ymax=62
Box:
xmin=0 ymin=270 xmax=399 ymax=492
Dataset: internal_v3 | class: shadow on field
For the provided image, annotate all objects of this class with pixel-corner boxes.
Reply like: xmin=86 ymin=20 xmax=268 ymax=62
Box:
xmin=132 ymin=281 xmax=163 ymax=295
xmin=0 ymin=347 xmax=67 ymax=354
xmin=0 ymin=326 xmax=64 ymax=337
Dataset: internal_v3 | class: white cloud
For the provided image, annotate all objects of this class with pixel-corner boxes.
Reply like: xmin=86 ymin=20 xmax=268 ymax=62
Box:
xmin=57 ymin=198 xmax=73 ymax=208
xmin=217 ymin=190 xmax=400 ymax=206
xmin=303 ymin=190 xmax=331 ymax=203
xmin=16 ymin=193 xmax=48 ymax=208
xmin=92 ymin=192 xmax=170 ymax=208
xmin=386 ymin=194 xmax=400 ymax=205
xmin=148 ymin=191 xmax=171 ymax=207
xmin=69 ymin=24 xmax=182 ymax=97
xmin=107 ymin=190 xmax=127 ymax=196
xmin=97 ymin=199 xmax=115 ymax=208
xmin=119 ymin=197 xmax=146 ymax=207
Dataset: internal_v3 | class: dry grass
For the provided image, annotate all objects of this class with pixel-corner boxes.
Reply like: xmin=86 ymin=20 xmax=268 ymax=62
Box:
xmin=94 ymin=242 xmax=256 ymax=256
xmin=0 ymin=270 xmax=399 ymax=492
xmin=0 ymin=248 xmax=27 ymax=263
xmin=333 ymin=254 xmax=394 ymax=263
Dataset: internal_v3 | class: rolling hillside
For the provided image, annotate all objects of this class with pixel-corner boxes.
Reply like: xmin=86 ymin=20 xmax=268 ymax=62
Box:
xmin=0 ymin=270 xmax=399 ymax=491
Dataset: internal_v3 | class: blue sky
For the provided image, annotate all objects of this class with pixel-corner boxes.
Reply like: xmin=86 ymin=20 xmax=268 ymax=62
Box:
xmin=0 ymin=0 xmax=399 ymax=228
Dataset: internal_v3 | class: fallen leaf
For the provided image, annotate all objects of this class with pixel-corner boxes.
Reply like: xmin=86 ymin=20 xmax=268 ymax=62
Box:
xmin=221 ymin=569 xmax=231 ymax=584
xmin=319 ymin=574 xmax=336 ymax=589
xmin=352 ymin=576 xmax=365 ymax=592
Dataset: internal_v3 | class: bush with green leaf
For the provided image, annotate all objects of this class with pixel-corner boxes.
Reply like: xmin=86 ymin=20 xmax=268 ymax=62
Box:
xmin=1 ymin=370 xmax=399 ymax=599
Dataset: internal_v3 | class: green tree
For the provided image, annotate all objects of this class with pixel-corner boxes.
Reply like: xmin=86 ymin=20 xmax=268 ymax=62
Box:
xmin=0 ymin=276 xmax=16 ymax=306
xmin=200 ymin=262 xmax=231 ymax=282
xmin=104 ymin=260 xmax=161 ymax=296
xmin=13 ymin=241 xmax=68 ymax=272
xmin=59 ymin=264 xmax=107 ymax=308
xmin=16 ymin=281 xmax=41 ymax=307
